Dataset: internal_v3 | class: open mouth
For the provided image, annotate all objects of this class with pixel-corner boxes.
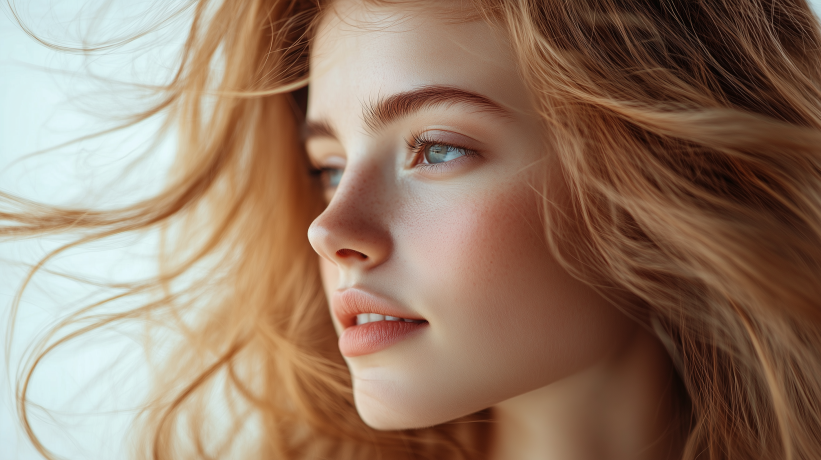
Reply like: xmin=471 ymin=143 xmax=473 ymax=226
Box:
xmin=332 ymin=288 xmax=426 ymax=328
xmin=333 ymin=289 xmax=428 ymax=357
xmin=355 ymin=314 xmax=426 ymax=325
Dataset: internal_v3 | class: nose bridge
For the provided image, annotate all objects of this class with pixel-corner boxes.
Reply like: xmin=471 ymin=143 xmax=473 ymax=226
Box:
xmin=308 ymin=158 xmax=393 ymax=268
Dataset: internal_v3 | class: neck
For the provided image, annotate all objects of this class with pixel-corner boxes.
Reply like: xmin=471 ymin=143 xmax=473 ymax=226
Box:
xmin=490 ymin=328 xmax=684 ymax=460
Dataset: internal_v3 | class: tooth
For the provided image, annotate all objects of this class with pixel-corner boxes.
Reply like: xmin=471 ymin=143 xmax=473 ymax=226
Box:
xmin=402 ymin=318 xmax=414 ymax=322
xmin=356 ymin=313 xmax=369 ymax=325
xmin=385 ymin=316 xmax=400 ymax=321
xmin=369 ymin=313 xmax=385 ymax=322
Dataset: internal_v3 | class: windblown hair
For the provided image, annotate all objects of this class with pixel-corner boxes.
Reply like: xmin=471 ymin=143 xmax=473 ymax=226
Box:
xmin=6 ymin=0 xmax=821 ymax=459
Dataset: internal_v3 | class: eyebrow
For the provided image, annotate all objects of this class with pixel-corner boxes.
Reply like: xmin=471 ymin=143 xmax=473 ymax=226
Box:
xmin=303 ymin=119 xmax=338 ymax=141
xmin=303 ymin=85 xmax=511 ymax=141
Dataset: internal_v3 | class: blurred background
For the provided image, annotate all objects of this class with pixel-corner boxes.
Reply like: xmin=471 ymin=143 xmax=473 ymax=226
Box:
xmin=2 ymin=1 xmax=821 ymax=459
xmin=1 ymin=2 xmax=190 ymax=459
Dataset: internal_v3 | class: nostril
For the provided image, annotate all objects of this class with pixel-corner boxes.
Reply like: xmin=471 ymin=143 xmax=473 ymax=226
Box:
xmin=337 ymin=248 xmax=368 ymax=260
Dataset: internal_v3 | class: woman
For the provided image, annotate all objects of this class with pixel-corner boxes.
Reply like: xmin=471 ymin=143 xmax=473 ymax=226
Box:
xmin=8 ymin=0 xmax=821 ymax=459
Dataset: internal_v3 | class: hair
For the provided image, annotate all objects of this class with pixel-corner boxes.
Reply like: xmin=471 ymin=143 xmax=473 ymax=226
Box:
xmin=5 ymin=0 xmax=821 ymax=459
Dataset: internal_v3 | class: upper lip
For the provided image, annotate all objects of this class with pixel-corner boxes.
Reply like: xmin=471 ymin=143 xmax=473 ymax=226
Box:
xmin=332 ymin=288 xmax=425 ymax=328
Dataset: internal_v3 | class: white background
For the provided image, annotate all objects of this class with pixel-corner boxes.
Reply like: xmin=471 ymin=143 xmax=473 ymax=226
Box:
xmin=2 ymin=1 xmax=821 ymax=459
xmin=1 ymin=2 xmax=188 ymax=459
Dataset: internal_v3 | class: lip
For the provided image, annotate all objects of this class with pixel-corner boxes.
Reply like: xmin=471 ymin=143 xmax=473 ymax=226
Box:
xmin=333 ymin=289 xmax=428 ymax=357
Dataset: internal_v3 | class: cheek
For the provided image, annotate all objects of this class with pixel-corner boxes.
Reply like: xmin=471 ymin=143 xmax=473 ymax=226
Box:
xmin=384 ymin=181 xmax=636 ymax=422
xmin=407 ymin=186 xmax=572 ymax=350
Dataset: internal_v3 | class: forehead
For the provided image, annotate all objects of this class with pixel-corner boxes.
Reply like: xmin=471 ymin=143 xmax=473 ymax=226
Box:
xmin=307 ymin=0 xmax=533 ymax=135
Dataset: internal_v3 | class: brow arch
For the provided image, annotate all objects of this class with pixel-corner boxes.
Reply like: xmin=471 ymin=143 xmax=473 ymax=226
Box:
xmin=303 ymin=85 xmax=511 ymax=141
xmin=364 ymin=85 xmax=511 ymax=132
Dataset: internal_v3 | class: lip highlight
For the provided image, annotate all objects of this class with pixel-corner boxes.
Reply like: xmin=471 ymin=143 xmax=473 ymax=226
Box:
xmin=333 ymin=289 xmax=428 ymax=357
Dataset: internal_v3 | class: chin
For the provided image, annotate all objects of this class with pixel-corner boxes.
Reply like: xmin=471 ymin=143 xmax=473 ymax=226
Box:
xmin=355 ymin=405 xmax=443 ymax=431
xmin=350 ymin=370 xmax=505 ymax=431
xmin=354 ymin=392 xmax=431 ymax=430
xmin=352 ymin=384 xmax=465 ymax=431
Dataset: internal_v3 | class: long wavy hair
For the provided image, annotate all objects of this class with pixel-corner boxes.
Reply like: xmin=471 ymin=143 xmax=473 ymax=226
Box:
xmin=6 ymin=0 xmax=821 ymax=459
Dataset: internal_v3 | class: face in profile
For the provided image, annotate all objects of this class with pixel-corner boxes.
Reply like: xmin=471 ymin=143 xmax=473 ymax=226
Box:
xmin=306 ymin=0 xmax=638 ymax=430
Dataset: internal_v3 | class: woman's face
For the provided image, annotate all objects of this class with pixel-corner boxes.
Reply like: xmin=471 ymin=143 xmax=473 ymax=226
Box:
xmin=306 ymin=0 xmax=636 ymax=429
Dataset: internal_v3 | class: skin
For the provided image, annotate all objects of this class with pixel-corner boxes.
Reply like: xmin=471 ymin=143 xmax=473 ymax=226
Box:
xmin=305 ymin=1 xmax=680 ymax=459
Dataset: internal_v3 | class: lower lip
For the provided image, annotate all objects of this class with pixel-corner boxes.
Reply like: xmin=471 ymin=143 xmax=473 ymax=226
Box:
xmin=339 ymin=321 xmax=428 ymax=357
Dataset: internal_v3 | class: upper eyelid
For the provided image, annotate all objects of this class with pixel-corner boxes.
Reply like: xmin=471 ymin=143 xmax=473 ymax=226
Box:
xmin=409 ymin=139 xmax=476 ymax=157
xmin=408 ymin=129 xmax=480 ymax=147
xmin=407 ymin=131 xmax=480 ymax=157
xmin=308 ymin=155 xmax=341 ymax=171
xmin=305 ymin=139 xmax=346 ymax=168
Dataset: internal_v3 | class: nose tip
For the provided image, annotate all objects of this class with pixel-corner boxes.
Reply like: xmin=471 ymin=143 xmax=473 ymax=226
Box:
xmin=307 ymin=221 xmax=333 ymax=260
xmin=306 ymin=207 xmax=391 ymax=270
xmin=306 ymin=159 xmax=393 ymax=270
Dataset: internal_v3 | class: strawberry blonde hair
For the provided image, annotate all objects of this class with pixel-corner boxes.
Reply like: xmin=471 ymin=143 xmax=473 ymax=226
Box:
xmin=7 ymin=0 xmax=821 ymax=459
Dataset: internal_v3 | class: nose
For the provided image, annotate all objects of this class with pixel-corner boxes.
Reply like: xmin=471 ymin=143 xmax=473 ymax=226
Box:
xmin=307 ymin=164 xmax=392 ymax=271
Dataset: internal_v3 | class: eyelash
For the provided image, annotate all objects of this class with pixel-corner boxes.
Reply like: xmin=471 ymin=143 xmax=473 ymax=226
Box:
xmin=406 ymin=132 xmax=479 ymax=171
xmin=309 ymin=132 xmax=478 ymax=191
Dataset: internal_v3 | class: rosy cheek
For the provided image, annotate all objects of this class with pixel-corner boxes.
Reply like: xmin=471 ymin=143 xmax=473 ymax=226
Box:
xmin=401 ymin=179 xmax=634 ymax=390
xmin=402 ymin=181 xmax=591 ymax=347
xmin=402 ymin=182 xmax=543 ymax=306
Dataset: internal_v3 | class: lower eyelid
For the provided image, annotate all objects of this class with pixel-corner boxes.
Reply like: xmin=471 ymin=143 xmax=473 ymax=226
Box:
xmin=414 ymin=153 xmax=477 ymax=174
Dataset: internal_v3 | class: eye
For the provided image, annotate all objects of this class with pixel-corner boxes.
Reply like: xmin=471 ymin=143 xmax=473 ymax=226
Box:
xmin=321 ymin=167 xmax=343 ymax=188
xmin=422 ymin=144 xmax=469 ymax=164
xmin=311 ymin=166 xmax=344 ymax=202
xmin=317 ymin=167 xmax=345 ymax=192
